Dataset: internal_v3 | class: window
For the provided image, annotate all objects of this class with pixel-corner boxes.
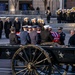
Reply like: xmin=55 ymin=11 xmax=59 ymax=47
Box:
xmin=0 ymin=1 xmax=8 ymax=11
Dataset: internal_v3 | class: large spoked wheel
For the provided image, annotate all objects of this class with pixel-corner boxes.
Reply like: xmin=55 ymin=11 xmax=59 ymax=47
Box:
xmin=12 ymin=45 xmax=52 ymax=75
xmin=41 ymin=42 xmax=60 ymax=47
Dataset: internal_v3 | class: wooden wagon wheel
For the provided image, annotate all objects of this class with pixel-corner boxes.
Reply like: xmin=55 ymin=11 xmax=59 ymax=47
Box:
xmin=41 ymin=42 xmax=60 ymax=47
xmin=12 ymin=45 xmax=52 ymax=75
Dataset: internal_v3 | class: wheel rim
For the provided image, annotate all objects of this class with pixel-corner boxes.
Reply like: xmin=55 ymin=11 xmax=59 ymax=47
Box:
xmin=12 ymin=45 xmax=51 ymax=75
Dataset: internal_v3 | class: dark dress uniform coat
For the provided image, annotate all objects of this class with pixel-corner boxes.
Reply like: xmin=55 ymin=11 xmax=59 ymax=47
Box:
xmin=46 ymin=10 xmax=51 ymax=23
xmin=29 ymin=31 xmax=38 ymax=45
xmin=9 ymin=33 xmax=18 ymax=45
xmin=0 ymin=20 xmax=3 ymax=38
xmin=59 ymin=32 xmax=66 ymax=45
xmin=14 ymin=21 xmax=21 ymax=32
xmin=57 ymin=11 xmax=62 ymax=23
xmin=40 ymin=30 xmax=54 ymax=43
xmin=68 ymin=34 xmax=75 ymax=46
xmin=22 ymin=21 xmax=30 ymax=26
xmin=4 ymin=21 xmax=12 ymax=38
xmin=20 ymin=31 xmax=31 ymax=45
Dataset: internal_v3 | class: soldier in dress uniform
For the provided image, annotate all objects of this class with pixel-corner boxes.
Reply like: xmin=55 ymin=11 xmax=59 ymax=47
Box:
xmin=22 ymin=17 xmax=30 ymax=26
xmin=4 ymin=17 xmax=12 ymax=38
xmin=30 ymin=18 xmax=37 ymax=26
xmin=37 ymin=26 xmax=41 ymax=44
xmin=28 ymin=26 xmax=32 ymax=33
xmin=40 ymin=25 xmax=54 ymax=43
xmin=57 ymin=27 xmax=66 ymax=45
xmin=46 ymin=8 xmax=51 ymax=23
xmin=37 ymin=18 xmax=42 ymax=26
xmin=62 ymin=9 xmax=67 ymax=23
xmin=20 ymin=25 xmax=31 ymax=45
xmin=0 ymin=18 xmax=3 ymax=39
xmin=66 ymin=9 xmax=71 ymax=23
xmin=70 ymin=9 xmax=75 ymax=23
xmin=9 ymin=26 xmax=18 ymax=45
xmin=37 ymin=18 xmax=45 ymax=28
xmin=13 ymin=17 xmax=21 ymax=33
xmin=29 ymin=25 xmax=38 ymax=45
xmin=56 ymin=9 xmax=62 ymax=23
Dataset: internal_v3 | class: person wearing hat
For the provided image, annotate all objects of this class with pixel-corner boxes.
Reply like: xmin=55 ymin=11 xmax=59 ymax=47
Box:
xmin=40 ymin=25 xmax=54 ymax=43
xmin=28 ymin=26 xmax=32 ymax=33
xmin=4 ymin=17 xmax=12 ymax=38
xmin=22 ymin=25 xmax=28 ymax=31
xmin=56 ymin=9 xmax=62 ymax=23
xmin=57 ymin=27 xmax=66 ymax=45
xmin=13 ymin=17 xmax=21 ymax=33
xmin=20 ymin=25 xmax=31 ymax=45
xmin=37 ymin=26 xmax=41 ymax=44
xmin=29 ymin=25 xmax=38 ymax=45
xmin=9 ymin=26 xmax=18 ymax=45
xmin=46 ymin=8 xmax=51 ymax=23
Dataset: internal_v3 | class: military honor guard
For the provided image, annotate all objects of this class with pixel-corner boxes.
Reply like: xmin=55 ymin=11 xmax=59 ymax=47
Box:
xmin=56 ymin=8 xmax=75 ymax=23
xmin=13 ymin=17 xmax=21 ymax=33
xmin=4 ymin=17 xmax=12 ymax=38
xmin=0 ymin=18 xmax=3 ymax=39
xmin=20 ymin=25 xmax=31 ymax=45
xmin=9 ymin=26 xmax=18 ymax=45
xmin=29 ymin=25 xmax=38 ymax=45
xmin=46 ymin=7 xmax=51 ymax=23
xmin=57 ymin=27 xmax=66 ymax=45
xmin=56 ymin=9 xmax=62 ymax=23
xmin=30 ymin=18 xmax=38 ymax=26
xmin=22 ymin=17 xmax=30 ymax=26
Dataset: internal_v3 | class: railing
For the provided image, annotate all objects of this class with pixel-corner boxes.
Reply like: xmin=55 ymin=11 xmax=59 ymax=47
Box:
xmin=0 ymin=10 xmax=45 ymax=15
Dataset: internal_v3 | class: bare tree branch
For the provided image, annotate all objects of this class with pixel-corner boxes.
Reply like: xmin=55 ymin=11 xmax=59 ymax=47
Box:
xmin=11 ymin=0 xmax=18 ymax=10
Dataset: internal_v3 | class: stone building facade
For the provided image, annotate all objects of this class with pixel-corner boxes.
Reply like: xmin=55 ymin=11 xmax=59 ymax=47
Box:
xmin=0 ymin=0 xmax=75 ymax=15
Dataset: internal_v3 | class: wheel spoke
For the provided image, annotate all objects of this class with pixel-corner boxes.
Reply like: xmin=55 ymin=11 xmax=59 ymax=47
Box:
xmin=34 ymin=69 xmax=40 ymax=75
xmin=23 ymin=70 xmax=28 ymax=75
xmin=29 ymin=48 xmax=31 ymax=61
xmin=35 ymin=58 xmax=47 ymax=65
xmin=18 ymin=53 xmax=27 ymax=62
xmin=23 ymin=49 xmax=29 ymax=62
xmin=16 ymin=68 xmax=27 ymax=75
xmin=14 ymin=66 xmax=26 ymax=68
xmin=34 ymin=52 xmax=43 ymax=63
xmin=32 ymin=49 xmax=37 ymax=62
xmin=36 ymin=66 xmax=48 ymax=75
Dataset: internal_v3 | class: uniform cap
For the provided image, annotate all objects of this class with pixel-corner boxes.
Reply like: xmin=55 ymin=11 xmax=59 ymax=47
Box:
xmin=48 ymin=26 xmax=52 ymax=29
xmin=10 ymin=26 xmax=15 ymax=31
xmin=28 ymin=26 xmax=32 ymax=28
xmin=22 ymin=25 xmax=28 ymax=28
xmin=32 ymin=25 xmax=37 ymax=28
xmin=43 ymin=25 xmax=50 ymax=29
xmin=37 ymin=26 xmax=40 ymax=28
xmin=58 ymin=27 xmax=63 ymax=30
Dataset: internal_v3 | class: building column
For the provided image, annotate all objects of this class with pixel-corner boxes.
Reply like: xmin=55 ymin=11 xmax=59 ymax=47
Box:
xmin=59 ymin=0 xmax=63 ymax=9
